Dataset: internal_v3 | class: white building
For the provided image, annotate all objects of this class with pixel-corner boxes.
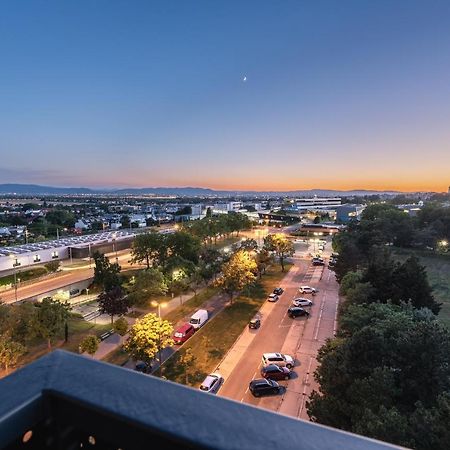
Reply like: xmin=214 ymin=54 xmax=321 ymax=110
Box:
xmin=294 ymin=197 xmax=341 ymax=211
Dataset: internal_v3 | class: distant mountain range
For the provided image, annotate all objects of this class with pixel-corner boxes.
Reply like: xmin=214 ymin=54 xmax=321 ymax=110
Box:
xmin=0 ymin=183 xmax=410 ymax=197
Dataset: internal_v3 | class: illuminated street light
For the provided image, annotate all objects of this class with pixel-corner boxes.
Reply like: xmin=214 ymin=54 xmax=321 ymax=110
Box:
xmin=151 ymin=300 xmax=168 ymax=318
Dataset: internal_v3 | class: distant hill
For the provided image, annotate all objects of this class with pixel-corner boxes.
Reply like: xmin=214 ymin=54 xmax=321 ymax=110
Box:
xmin=0 ymin=183 xmax=406 ymax=197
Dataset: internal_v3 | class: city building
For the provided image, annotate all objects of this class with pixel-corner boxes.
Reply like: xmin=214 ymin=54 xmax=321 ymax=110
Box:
xmin=335 ymin=204 xmax=366 ymax=223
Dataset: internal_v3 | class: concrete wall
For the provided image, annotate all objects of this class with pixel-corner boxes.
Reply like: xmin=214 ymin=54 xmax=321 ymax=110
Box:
xmin=0 ymin=246 xmax=68 ymax=273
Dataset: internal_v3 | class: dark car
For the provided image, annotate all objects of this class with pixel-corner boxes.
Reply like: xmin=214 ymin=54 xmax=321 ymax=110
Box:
xmin=288 ymin=307 xmax=310 ymax=318
xmin=249 ymin=318 xmax=261 ymax=329
xmin=260 ymin=364 xmax=291 ymax=381
xmin=312 ymin=258 xmax=325 ymax=266
xmin=249 ymin=379 xmax=281 ymax=397
xmin=135 ymin=362 xmax=152 ymax=374
xmin=273 ymin=287 xmax=284 ymax=295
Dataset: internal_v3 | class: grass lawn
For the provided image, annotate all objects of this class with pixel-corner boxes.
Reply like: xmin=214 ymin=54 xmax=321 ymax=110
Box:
xmin=162 ymin=263 xmax=292 ymax=386
xmin=14 ymin=314 xmax=112 ymax=371
xmin=392 ymin=248 xmax=450 ymax=327
xmin=102 ymin=346 xmax=130 ymax=366
xmin=0 ymin=266 xmax=48 ymax=286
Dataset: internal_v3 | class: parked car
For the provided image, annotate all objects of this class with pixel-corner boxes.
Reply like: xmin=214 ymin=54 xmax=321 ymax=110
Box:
xmin=249 ymin=318 xmax=261 ymax=329
xmin=273 ymin=287 xmax=284 ymax=295
xmin=267 ymin=294 xmax=279 ymax=302
xmin=299 ymin=286 xmax=317 ymax=295
xmin=249 ymin=379 xmax=282 ymax=397
xmin=189 ymin=309 xmax=209 ymax=329
xmin=262 ymin=352 xmax=294 ymax=369
xmin=260 ymin=364 xmax=291 ymax=381
xmin=173 ymin=323 xmax=195 ymax=344
xmin=288 ymin=307 xmax=310 ymax=318
xmin=135 ymin=362 xmax=152 ymax=374
xmin=292 ymin=298 xmax=313 ymax=307
xmin=199 ymin=373 xmax=223 ymax=394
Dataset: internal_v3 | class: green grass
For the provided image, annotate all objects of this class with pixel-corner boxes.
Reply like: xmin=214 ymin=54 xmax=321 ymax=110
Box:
xmin=0 ymin=267 xmax=48 ymax=286
xmin=162 ymin=263 xmax=292 ymax=386
xmin=102 ymin=346 xmax=130 ymax=366
xmin=392 ymin=248 xmax=450 ymax=327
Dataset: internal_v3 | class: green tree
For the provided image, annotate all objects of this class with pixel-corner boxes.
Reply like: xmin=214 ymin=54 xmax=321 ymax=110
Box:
xmin=263 ymin=233 xmax=294 ymax=272
xmin=35 ymin=298 xmax=71 ymax=349
xmin=124 ymin=313 xmax=174 ymax=372
xmin=98 ymin=286 xmax=128 ymax=324
xmin=215 ymin=250 xmax=257 ymax=303
xmin=93 ymin=251 xmax=121 ymax=291
xmin=129 ymin=268 xmax=168 ymax=306
xmin=0 ymin=333 xmax=26 ymax=373
xmin=113 ymin=317 xmax=129 ymax=336
xmin=130 ymin=232 xmax=164 ymax=269
xmin=255 ymin=248 xmax=272 ymax=278
xmin=79 ymin=335 xmax=100 ymax=357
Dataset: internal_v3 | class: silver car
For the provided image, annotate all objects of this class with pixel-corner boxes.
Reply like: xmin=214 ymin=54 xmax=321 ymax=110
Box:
xmin=292 ymin=297 xmax=313 ymax=307
xmin=199 ymin=373 xmax=224 ymax=394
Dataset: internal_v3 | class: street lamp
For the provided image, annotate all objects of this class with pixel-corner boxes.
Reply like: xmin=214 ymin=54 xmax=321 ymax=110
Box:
xmin=151 ymin=300 xmax=168 ymax=318
xmin=9 ymin=254 xmax=20 ymax=302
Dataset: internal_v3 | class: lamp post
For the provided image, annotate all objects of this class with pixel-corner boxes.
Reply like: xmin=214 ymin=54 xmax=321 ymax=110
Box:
xmin=9 ymin=254 xmax=19 ymax=302
xmin=151 ymin=300 xmax=167 ymax=318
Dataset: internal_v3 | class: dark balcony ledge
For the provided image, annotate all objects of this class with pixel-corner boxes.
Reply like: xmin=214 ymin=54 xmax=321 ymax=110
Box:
xmin=0 ymin=351 xmax=404 ymax=450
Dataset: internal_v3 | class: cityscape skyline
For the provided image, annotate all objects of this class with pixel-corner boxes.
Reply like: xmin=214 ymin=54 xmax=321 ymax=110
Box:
xmin=1 ymin=1 xmax=450 ymax=192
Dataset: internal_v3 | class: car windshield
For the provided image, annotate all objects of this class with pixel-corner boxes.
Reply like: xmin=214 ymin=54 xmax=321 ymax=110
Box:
xmin=190 ymin=319 xmax=199 ymax=324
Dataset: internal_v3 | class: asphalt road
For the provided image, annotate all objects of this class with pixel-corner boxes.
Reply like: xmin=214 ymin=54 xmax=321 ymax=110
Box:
xmin=219 ymin=239 xmax=339 ymax=421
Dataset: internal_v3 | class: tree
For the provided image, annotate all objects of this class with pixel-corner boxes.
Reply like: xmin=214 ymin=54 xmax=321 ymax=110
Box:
xmin=0 ymin=333 xmax=26 ymax=373
xmin=35 ymin=298 xmax=71 ymax=349
xmin=239 ymin=238 xmax=258 ymax=252
xmin=255 ymin=249 xmax=272 ymax=278
xmin=166 ymin=231 xmax=201 ymax=264
xmin=98 ymin=286 xmax=128 ymax=324
xmin=113 ymin=317 xmax=129 ymax=336
xmin=129 ymin=268 xmax=168 ymax=306
xmin=130 ymin=232 xmax=164 ymax=269
xmin=124 ymin=313 xmax=174 ymax=373
xmin=263 ymin=233 xmax=294 ymax=272
xmin=307 ymin=303 xmax=450 ymax=449
xmin=393 ymin=256 xmax=441 ymax=314
xmin=93 ymin=251 xmax=121 ymax=291
xmin=79 ymin=335 xmax=100 ymax=357
xmin=179 ymin=348 xmax=196 ymax=385
xmin=215 ymin=250 xmax=257 ymax=303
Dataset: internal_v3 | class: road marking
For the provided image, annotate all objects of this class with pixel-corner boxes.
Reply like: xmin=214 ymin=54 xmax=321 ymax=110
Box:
xmin=333 ymin=294 xmax=340 ymax=335
xmin=313 ymin=294 xmax=326 ymax=341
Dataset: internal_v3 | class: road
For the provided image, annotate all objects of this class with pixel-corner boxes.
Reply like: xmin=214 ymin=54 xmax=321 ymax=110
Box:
xmin=219 ymin=239 xmax=339 ymax=421
xmin=0 ymin=249 xmax=142 ymax=304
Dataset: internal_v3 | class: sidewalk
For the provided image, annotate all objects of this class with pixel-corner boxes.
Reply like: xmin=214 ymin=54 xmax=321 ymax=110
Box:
xmin=89 ymin=290 xmax=199 ymax=361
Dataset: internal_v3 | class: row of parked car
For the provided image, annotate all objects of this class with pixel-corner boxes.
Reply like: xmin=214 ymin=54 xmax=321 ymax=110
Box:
xmin=173 ymin=309 xmax=209 ymax=344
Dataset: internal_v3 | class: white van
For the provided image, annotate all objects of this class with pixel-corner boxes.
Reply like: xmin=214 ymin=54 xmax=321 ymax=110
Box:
xmin=189 ymin=309 xmax=209 ymax=329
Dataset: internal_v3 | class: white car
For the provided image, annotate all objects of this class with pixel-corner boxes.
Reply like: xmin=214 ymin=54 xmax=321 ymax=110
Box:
xmin=199 ymin=373 xmax=224 ymax=394
xmin=292 ymin=298 xmax=313 ymax=307
xmin=267 ymin=294 xmax=279 ymax=302
xmin=262 ymin=353 xmax=294 ymax=369
xmin=299 ymin=286 xmax=317 ymax=295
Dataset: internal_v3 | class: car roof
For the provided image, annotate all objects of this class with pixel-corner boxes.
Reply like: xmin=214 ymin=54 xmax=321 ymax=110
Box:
xmin=176 ymin=323 xmax=193 ymax=332
xmin=263 ymin=352 xmax=282 ymax=359
xmin=251 ymin=378 xmax=270 ymax=386
xmin=201 ymin=373 xmax=221 ymax=387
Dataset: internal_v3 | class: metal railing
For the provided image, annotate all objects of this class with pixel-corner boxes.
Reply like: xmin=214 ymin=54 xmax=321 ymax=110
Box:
xmin=0 ymin=351 xmax=404 ymax=450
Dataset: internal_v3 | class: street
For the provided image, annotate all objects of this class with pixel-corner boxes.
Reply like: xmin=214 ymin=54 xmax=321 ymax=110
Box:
xmin=218 ymin=239 xmax=339 ymax=421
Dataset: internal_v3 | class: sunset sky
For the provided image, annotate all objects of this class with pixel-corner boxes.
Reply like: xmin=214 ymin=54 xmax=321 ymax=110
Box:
xmin=1 ymin=1 xmax=450 ymax=192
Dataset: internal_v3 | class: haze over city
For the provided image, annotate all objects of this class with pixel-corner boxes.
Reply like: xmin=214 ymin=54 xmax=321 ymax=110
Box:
xmin=1 ymin=1 xmax=450 ymax=192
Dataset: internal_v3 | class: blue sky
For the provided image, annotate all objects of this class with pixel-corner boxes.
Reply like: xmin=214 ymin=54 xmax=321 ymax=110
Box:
xmin=1 ymin=1 xmax=450 ymax=191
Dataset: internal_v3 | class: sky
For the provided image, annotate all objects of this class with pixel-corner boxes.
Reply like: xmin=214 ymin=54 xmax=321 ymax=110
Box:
xmin=1 ymin=0 xmax=450 ymax=192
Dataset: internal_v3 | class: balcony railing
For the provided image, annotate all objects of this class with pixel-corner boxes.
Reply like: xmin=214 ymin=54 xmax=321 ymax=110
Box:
xmin=0 ymin=350 xmax=403 ymax=450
